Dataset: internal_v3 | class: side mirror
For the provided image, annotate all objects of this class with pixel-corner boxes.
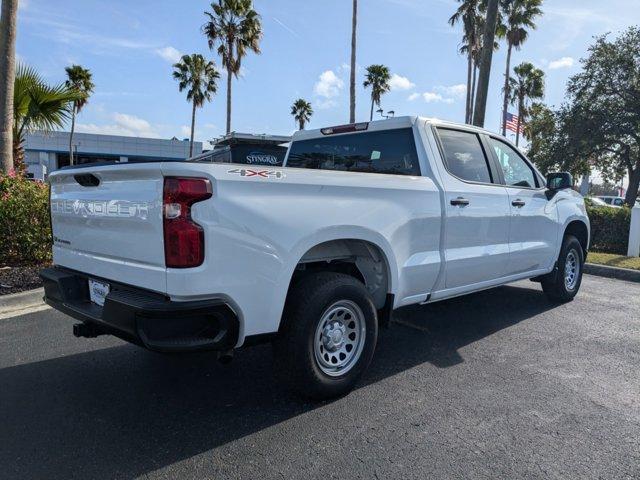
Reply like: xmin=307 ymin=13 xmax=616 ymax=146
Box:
xmin=546 ymin=172 xmax=573 ymax=191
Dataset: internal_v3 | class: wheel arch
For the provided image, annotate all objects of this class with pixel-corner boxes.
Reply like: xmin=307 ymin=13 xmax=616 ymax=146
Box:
xmin=564 ymin=220 xmax=589 ymax=257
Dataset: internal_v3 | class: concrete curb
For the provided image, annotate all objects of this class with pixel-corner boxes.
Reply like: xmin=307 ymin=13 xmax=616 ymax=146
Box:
xmin=584 ymin=263 xmax=640 ymax=283
xmin=0 ymin=288 xmax=45 ymax=315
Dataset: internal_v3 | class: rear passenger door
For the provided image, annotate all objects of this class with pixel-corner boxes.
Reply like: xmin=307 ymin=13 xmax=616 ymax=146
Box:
xmin=434 ymin=128 xmax=511 ymax=289
xmin=487 ymin=137 xmax=559 ymax=275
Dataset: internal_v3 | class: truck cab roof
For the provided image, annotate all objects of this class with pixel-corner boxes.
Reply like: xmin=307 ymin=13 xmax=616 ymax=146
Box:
xmin=291 ymin=116 xmax=498 ymax=142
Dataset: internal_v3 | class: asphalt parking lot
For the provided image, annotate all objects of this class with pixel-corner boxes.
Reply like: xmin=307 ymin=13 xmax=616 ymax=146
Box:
xmin=0 ymin=275 xmax=638 ymax=480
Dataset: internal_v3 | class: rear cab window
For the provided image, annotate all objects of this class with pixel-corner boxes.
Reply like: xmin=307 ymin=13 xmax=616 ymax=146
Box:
xmin=286 ymin=128 xmax=420 ymax=176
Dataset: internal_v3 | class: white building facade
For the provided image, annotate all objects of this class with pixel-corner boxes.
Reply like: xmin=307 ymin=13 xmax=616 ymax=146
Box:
xmin=24 ymin=131 xmax=203 ymax=179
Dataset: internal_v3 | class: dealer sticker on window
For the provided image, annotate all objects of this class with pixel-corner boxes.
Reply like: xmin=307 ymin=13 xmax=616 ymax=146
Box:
xmin=88 ymin=279 xmax=110 ymax=307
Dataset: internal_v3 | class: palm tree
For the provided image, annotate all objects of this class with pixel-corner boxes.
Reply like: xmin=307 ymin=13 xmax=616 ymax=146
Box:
xmin=449 ymin=0 xmax=481 ymax=123
xmin=363 ymin=65 xmax=391 ymax=121
xmin=507 ymin=61 xmax=544 ymax=146
xmin=0 ymin=0 xmax=19 ymax=172
xmin=203 ymin=0 xmax=262 ymax=134
xmin=173 ymin=54 xmax=220 ymax=157
xmin=349 ymin=0 xmax=357 ymax=123
xmin=65 ymin=65 xmax=94 ymax=165
xmin=472 ymin=0 xmax=500 ymax=127
xmin=291 ymin=98 xmax=313 ymax=130
xmin=13 ymin=64 xmax=80 ymax=166
xmin=500 ymin=0 xmax=543 ymax=136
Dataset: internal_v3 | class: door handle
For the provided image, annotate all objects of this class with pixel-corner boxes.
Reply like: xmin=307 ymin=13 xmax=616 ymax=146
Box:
xmin=512 ymin=199 xmax=526 ymax=207
xmin=450 ymin=197 xmax=470 ymax=207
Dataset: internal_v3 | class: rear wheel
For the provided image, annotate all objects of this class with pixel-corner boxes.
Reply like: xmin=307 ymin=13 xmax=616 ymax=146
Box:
xmin=542 ymin=235 xmax=584 ymax=302
xmin=274 ymin=272 xmax=378 ymax=400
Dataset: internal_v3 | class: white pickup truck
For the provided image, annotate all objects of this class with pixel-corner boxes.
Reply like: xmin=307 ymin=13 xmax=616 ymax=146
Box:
xmin=41 ymin=116 xmax=589 ymax=399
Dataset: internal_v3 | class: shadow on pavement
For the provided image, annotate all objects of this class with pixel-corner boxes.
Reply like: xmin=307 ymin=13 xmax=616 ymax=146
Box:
xmin=0 ymin=283 xmax=555 ymax=479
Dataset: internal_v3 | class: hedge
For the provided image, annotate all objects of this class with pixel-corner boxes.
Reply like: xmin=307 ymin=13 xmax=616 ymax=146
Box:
xmin=586 ymin=204 xmax=631 ymax=255
xmin=0 ymin=170 xmax=52 ymax=266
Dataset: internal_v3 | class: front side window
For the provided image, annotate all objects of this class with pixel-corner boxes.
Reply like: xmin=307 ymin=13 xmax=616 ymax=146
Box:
xmin=489 ymin=138 xmax=537 ymax=188
xmin=436 ymin=128 xmax=492 ymax=183
xmin=286 ymin=128 xmax=420 ymax=176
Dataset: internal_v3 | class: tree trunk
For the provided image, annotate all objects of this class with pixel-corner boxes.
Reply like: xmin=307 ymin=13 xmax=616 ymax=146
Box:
xmin=516 ymin=96 xmax=523 ymax=147
xmin=472 ymin=0 xmax=499 ymax=128
xmin=299 ymin=119 xmax=304 ymax=130
xmin=0 ymin=0 xmax=18 ymax=173
xmin=470 ymin=65 xmax=477 ymax=121
xmin=370 ymin=98 xmax=374 ymax=121
xmin=226 ymin=67 xmax=232 ymax=134
xmin=189 ymin=99 xmax=196 ymax=157
xmin=69 ymin=104 xmax=76 ymax=165
xmin=501 ymin=42 xmax=513 ymax=136
xmin=465 ymin=50 xmax=473 ymax=124
xmin=625 ymin=166 xmax=640 ymax=207
xmin=349 ymin=0 xmax=357 ymax=123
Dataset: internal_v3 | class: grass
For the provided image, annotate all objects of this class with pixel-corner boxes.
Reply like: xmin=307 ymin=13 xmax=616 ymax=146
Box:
xmin=588 ymin=252 xmax=640 ymax=271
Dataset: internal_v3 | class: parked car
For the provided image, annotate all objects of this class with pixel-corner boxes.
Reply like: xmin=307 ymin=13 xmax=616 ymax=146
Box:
xmin=586 ymin=197 xmax=617 ymax=208
xmin=41 ymin=116 xmax=590 ymax=399
xmin=597 ymin=195 xmax=639 ymax=207
xmin=189 ymin=132 xmax=290 ymax=166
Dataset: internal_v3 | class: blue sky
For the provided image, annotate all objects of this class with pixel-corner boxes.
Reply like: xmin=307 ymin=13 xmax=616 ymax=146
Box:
xmin=16 ymin=0 xmax=640 ymax=146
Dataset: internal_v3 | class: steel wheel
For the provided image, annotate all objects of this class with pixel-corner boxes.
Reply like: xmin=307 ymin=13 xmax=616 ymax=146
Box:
xmin=313 ymin=300 xmax=366 ymax=377
xmin=564 ymin=248 xmax=579 ymax=291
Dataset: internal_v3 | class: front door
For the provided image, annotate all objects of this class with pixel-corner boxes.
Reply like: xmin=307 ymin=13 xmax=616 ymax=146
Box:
xmin=435 ymin=128 xmax=511 ymax=289
xmin=487 ymin=137 xmax=559 ymax=275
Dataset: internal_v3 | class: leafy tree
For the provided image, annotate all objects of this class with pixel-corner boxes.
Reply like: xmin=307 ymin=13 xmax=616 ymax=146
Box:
xmin=363 ymin=65 xmax=391 ymax=121
xmin=0 ymin=0 xmax=19 ymax=172
xmin=173 ymin=54 xmax=220 ymax=157
xmin=524 ymin=102 xmax=556 ymax=172
xmin=13 ymin=64 xmax=80 ymax=168
xmin=65 ymin=65 xmax=94 ymax=165
xmin=291 ymin=98 xmax=313 ymax=130
xmin=507 ymin=61 xmax=544 ymax=146
xmin=349 ymin=0 xmax=357 ymax=123
xmin=499 ymin=0 xmax=543 ymax=136
xmin=561 ymin=27 xmax=640 ymax=206
xmin=203 ymin=0 xmax=262 ymax=134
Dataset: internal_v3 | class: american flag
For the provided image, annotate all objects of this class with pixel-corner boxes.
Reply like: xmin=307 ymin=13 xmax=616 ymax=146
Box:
xmin=505 ymin=112 xmax=524 ymax=134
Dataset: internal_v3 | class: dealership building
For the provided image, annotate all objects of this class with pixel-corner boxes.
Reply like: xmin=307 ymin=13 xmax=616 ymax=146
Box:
xmin=24 ymin=131 xmax=202 ymax=179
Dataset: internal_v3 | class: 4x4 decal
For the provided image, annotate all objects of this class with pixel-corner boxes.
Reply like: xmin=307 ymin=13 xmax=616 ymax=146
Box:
xmin=227 ymin=168 xmax=285 ymax=179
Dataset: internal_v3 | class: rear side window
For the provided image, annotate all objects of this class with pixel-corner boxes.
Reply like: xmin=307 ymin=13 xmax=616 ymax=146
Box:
xmin=286 ymin=128 xmax=420 ymax=176
xmin=436 ymin=128 xmax=492 ymax=183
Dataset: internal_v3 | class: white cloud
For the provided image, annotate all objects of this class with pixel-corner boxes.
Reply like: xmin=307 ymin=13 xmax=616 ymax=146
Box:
xmin=436 ymin=84 xmax=467 ymax=99
xmin=180 ymin=125 xmax=191 ymax=137
xmin=548 ymin=56 xmax=575 ymax=70
xmin=156 ymin=46 xmax=182 ymax=63
xmin=389 ymin=73 xmax=415 ymax=91
xmin=314 ymin=70 xmax=344 ymax=99
xmin=407 ymin=92 xmax=421 ymax=101
xmin=76 ymin=113 xmax=160 ymax=138
xmin=422 ymin=92 xmax=454 ymax=104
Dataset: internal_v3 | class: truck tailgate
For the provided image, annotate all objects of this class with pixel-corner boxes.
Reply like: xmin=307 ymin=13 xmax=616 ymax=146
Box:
xmin=49 ymin=164 xmax=166 ymax=293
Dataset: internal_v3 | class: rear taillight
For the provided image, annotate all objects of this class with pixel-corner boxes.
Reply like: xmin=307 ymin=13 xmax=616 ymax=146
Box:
xmin=163 ymin=177 xmax=212 ymax=268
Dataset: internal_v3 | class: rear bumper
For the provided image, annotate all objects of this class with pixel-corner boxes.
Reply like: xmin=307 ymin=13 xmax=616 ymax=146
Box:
xmin=40 ymin=266 xmax=239 ymax=352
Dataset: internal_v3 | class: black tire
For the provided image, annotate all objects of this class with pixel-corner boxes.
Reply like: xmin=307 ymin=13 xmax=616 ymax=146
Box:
xmin=542 ymin=234 xmax=584 ymax=303
xmin=273 ymin=272 xmax=378 ymax=400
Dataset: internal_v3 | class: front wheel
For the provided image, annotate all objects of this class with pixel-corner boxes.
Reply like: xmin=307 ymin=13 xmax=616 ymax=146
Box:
xmin=274 ymin=272 xmax=378 ymax=400
xmin=542 ymin=235 xmax=584 ymax=302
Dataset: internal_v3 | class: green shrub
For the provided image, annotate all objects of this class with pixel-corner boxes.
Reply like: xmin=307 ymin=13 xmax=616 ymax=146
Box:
xmin=586 ymin=204 xmax=631 ymax=255
xmin=0 ymin=170 xmax=51 ymax=266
